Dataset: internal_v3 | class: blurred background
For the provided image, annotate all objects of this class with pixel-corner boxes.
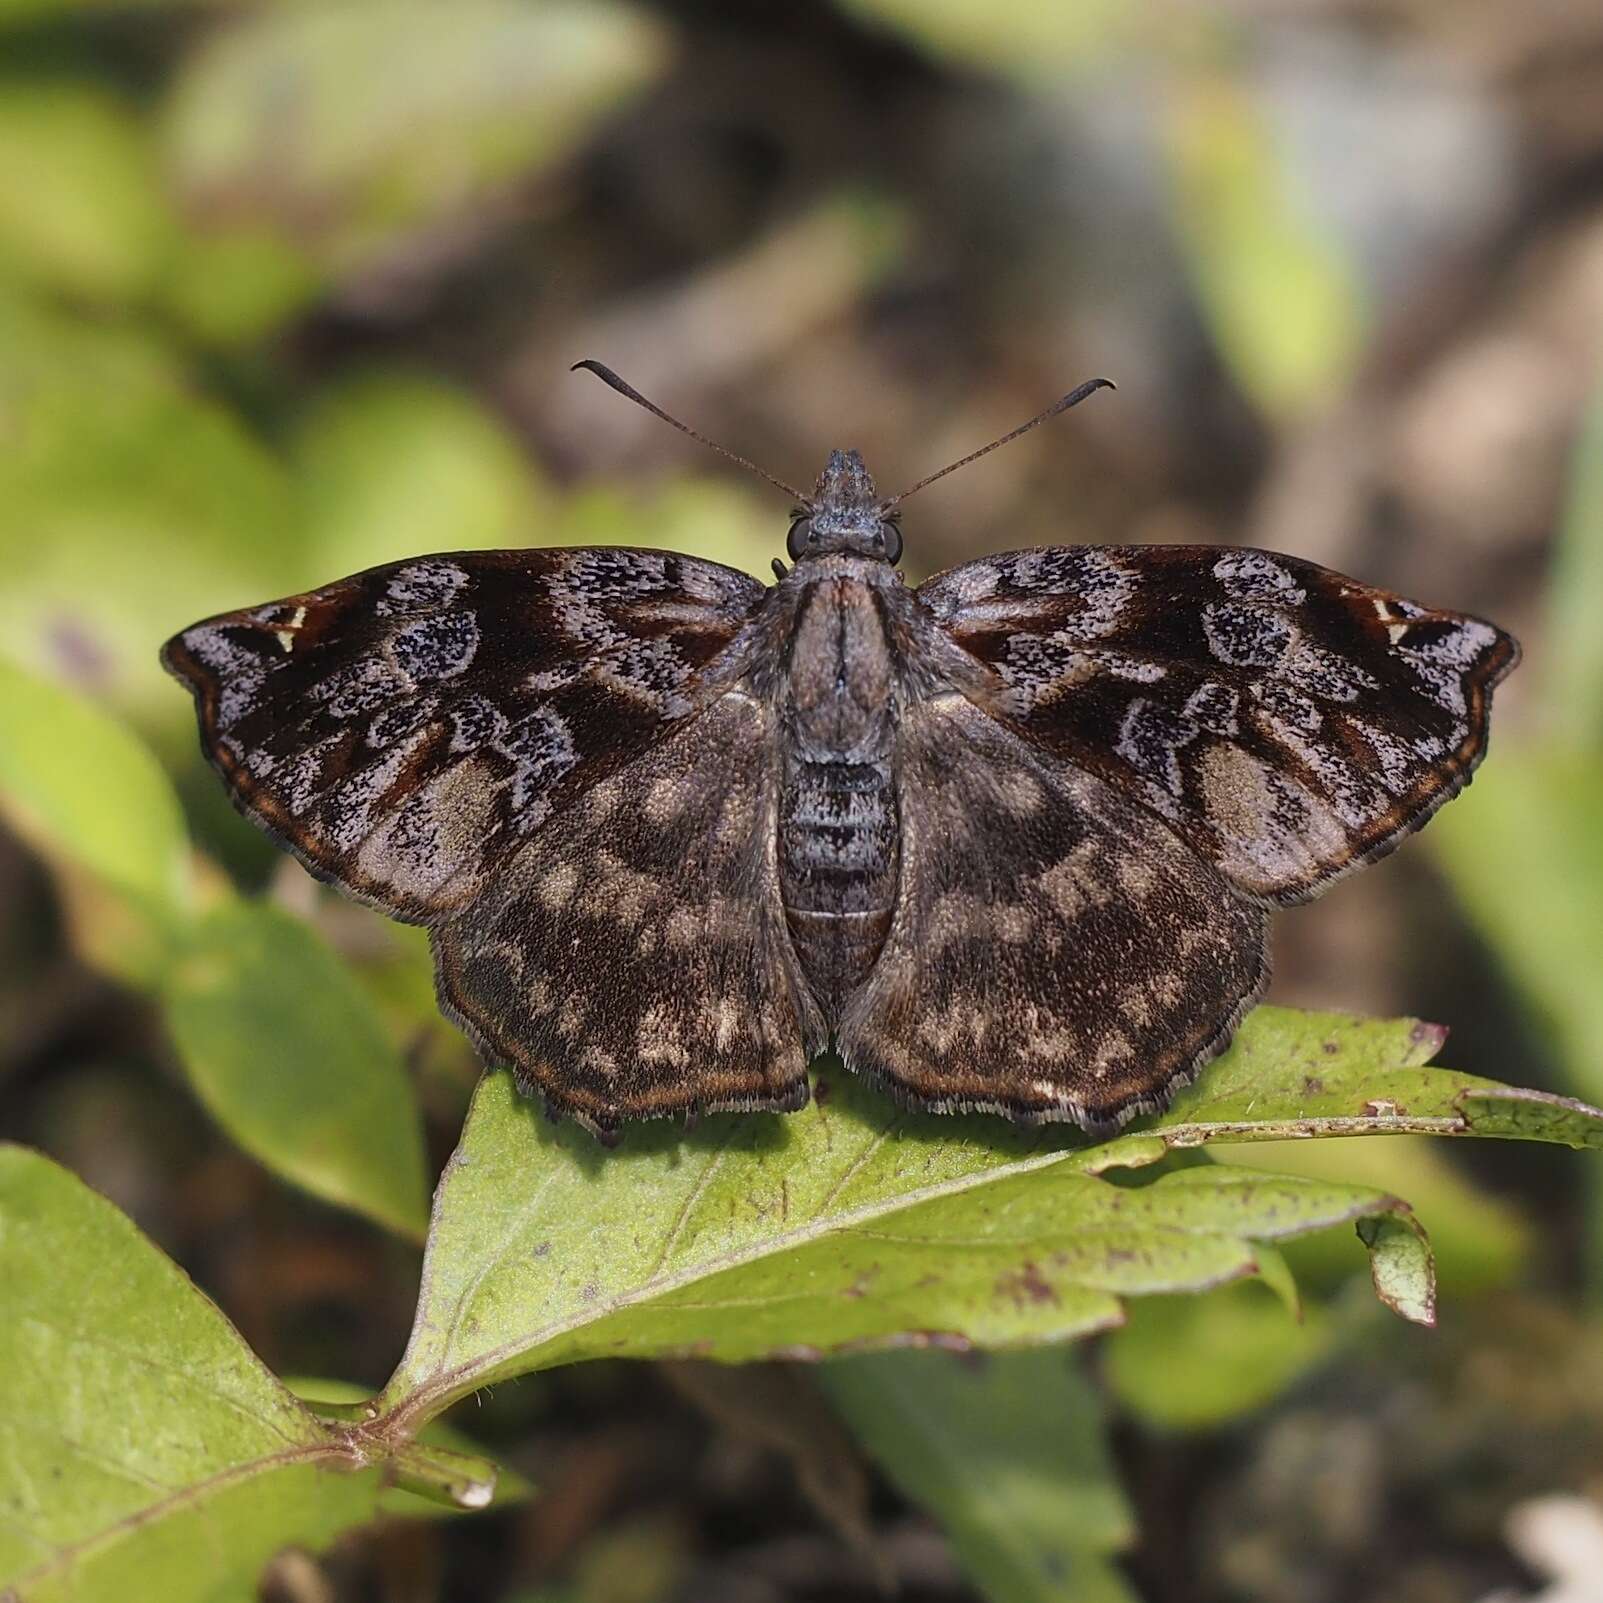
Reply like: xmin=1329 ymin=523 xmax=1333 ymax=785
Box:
xmin=1 ymin=1 xmax=1601 ymax=1600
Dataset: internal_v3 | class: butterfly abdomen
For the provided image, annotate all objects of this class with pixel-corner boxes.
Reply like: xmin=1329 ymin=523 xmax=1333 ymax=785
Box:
xmin=780 ymin=757 xmax=898 ymax=1014
xmin=777 ymin=569 xmax=902 ymax=1015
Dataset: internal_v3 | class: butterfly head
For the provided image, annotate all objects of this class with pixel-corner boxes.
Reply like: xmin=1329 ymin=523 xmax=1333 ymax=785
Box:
xmin=787 ymin=449 xmax=904 ymax=566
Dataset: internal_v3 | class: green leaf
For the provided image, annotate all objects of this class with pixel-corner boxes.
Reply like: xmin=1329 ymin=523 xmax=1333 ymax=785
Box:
xmin=1209 ymin=1134 xmax=1528 ymax=1294
xmin=0 ymin=659 xmax=191 ymax=942
xmin=1357 ymin=1212 xmax=1435 ymax=1326
xmin=161 ymin=223 xmax=324 ymax=348
xmin=370 ymin=1008 xmax=1601 ymax=1436
xmin=0 ymin=1148 xmax=497 ymax=1603
xmin=823 ymin=1349 xmax=1138 ymax=1603
xmin=1430 ymin=753 xmax=1603 ymax=1112
xmin=1103 ymin=1279 xmax=1332 ymax=1430
xmin=292 ymin=369 xmax=552 ymax=580
xmin=837 ymin=0 xmax=1150 ymax=78
xmin=1163 ymin=74 xmax=1365 ymax=421
xmin=1548 ymin=376 xmax=1603 ymax=745
xmin=1127 ymin=1007 xmax=1603 ymax=1149
xmin=162 ymin=0 xmax=668 ymax=292
xmin=0 ymin=290 xmax=296 ymax=716
xmin=0 ymin=80 xmax=176 ymax=304
xmin=0 ymin=0 xmax=220 ymax=21
xmin=161 ymin=900 xmax=430 ymax=1241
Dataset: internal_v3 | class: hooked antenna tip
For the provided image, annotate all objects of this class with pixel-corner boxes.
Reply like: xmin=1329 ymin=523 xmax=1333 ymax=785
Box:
xmin=881 ymin=373 xmax=1118 ymax=509
xmin=568 ymin=359 xmax=808 ymax=504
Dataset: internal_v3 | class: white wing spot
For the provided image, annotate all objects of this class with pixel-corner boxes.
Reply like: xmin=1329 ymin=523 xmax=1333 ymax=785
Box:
xmin=377 ymin=560 xmax=469 ymax=616
xmin=1213 ymin=551 xmax=1306 ymax=606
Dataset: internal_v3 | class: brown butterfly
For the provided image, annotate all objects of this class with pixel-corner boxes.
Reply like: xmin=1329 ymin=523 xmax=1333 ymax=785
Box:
xmin=164 ymin=363 xmax=1518 ymax=1143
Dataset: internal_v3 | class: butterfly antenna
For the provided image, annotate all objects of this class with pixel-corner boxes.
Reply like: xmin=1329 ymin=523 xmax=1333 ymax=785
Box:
xmin=880 ymin=377 xmax=1116 ymax=509
xmin=572 ymin=360 xmax=810 ymax=504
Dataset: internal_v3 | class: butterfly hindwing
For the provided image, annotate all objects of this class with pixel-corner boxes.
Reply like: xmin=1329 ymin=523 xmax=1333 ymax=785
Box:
xmin=838 ymin=692 xmax=1268 ymax=1128
xmin=432 ymin=691 xmax=816 ymax=1138
xmin=162 ymin=548 xmax=765 ymax=921
xmin=918 ymin=544 xmax=1519 ymax=904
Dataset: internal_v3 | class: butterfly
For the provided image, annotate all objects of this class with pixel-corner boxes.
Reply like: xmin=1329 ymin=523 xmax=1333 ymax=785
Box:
xmin=163 ymin=362 xmax=1519 ymax=1143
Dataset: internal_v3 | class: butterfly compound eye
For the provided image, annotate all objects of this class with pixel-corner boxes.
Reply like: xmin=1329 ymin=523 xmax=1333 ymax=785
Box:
xmin=786 ymin=518 xmax=814 ymax=562
xmin=880 ymin=521 xmax=903 ymax=565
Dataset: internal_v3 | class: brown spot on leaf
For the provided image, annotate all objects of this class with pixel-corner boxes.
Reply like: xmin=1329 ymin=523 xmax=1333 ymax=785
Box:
xmin=843 ymin=1268 xmax=880 ymax=1301
xmin=996 ymin=1260 xmax=1060 ymax=1309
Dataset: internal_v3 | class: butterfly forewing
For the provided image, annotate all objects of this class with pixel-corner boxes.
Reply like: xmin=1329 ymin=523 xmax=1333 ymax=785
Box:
xmin=918 ymin=545 xmax=1519 ymax=905
xmin=162 ymin=548 xmax=765 ymax=922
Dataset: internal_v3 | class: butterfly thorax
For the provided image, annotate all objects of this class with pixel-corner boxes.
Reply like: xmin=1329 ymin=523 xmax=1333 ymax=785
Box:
xmin=776 ymin=558 xmax=901 ymax=1016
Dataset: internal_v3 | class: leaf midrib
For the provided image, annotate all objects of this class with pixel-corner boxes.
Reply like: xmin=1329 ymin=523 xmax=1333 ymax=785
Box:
xmin=378 ymin=1135 xmax=1087 ymax=1432
xmin=4 ymin=1440 xmax=343 ymax=1595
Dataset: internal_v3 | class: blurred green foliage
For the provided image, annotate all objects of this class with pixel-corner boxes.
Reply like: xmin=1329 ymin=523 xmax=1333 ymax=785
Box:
xmin=1163 ymin=74 xmax=1365 ymax=420
xmin=1431 ymin=376 xmax=1603 ymax=1296
xmin=823 ymin=1350 xmax=1139 ymax=1603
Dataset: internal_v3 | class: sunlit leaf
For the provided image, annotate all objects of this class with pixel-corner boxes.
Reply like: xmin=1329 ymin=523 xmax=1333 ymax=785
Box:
xmin=1430 ymin=754 xmax=1603 ymax=1113
xmin=824 ymin=1349 xmax=1138 ymax=1603
xmin=0 ymin=1148 xmax=494 ymax=1603
xmin=0 ymin=291 xmax=296 ymax=716
xmin=1548 ymin=378 xmax=1603 ymax=745
xmin=1164 ymin=74 xmax=1365 ymax=421
xmin=0 ymin=81 xmax=175 ymax=303
xmin=1104 ymin=1275 xmax=1334 ymax=1431
xmin=161 ymin=223 xmax=324 ymax=347
xmin=163 ymin=0 xmax=669 ymax=291
xmin=370 ymin=1008 xmax=1603 ymax=1436
xmin=0 ymin=659 xmax=190 ymax=932
xmin=292 ymin=369 xmax=552 ymax=579
xmin=1125 ymin=1008 xmax=1602 ymax=1148
xmin=161 ymin=899 xmax=430 ymax=1241
xmin=1211 ymin=1134 xmax=1528 ymax=1294
xmin=837 ymin=0 xmax=1156 ymax=78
